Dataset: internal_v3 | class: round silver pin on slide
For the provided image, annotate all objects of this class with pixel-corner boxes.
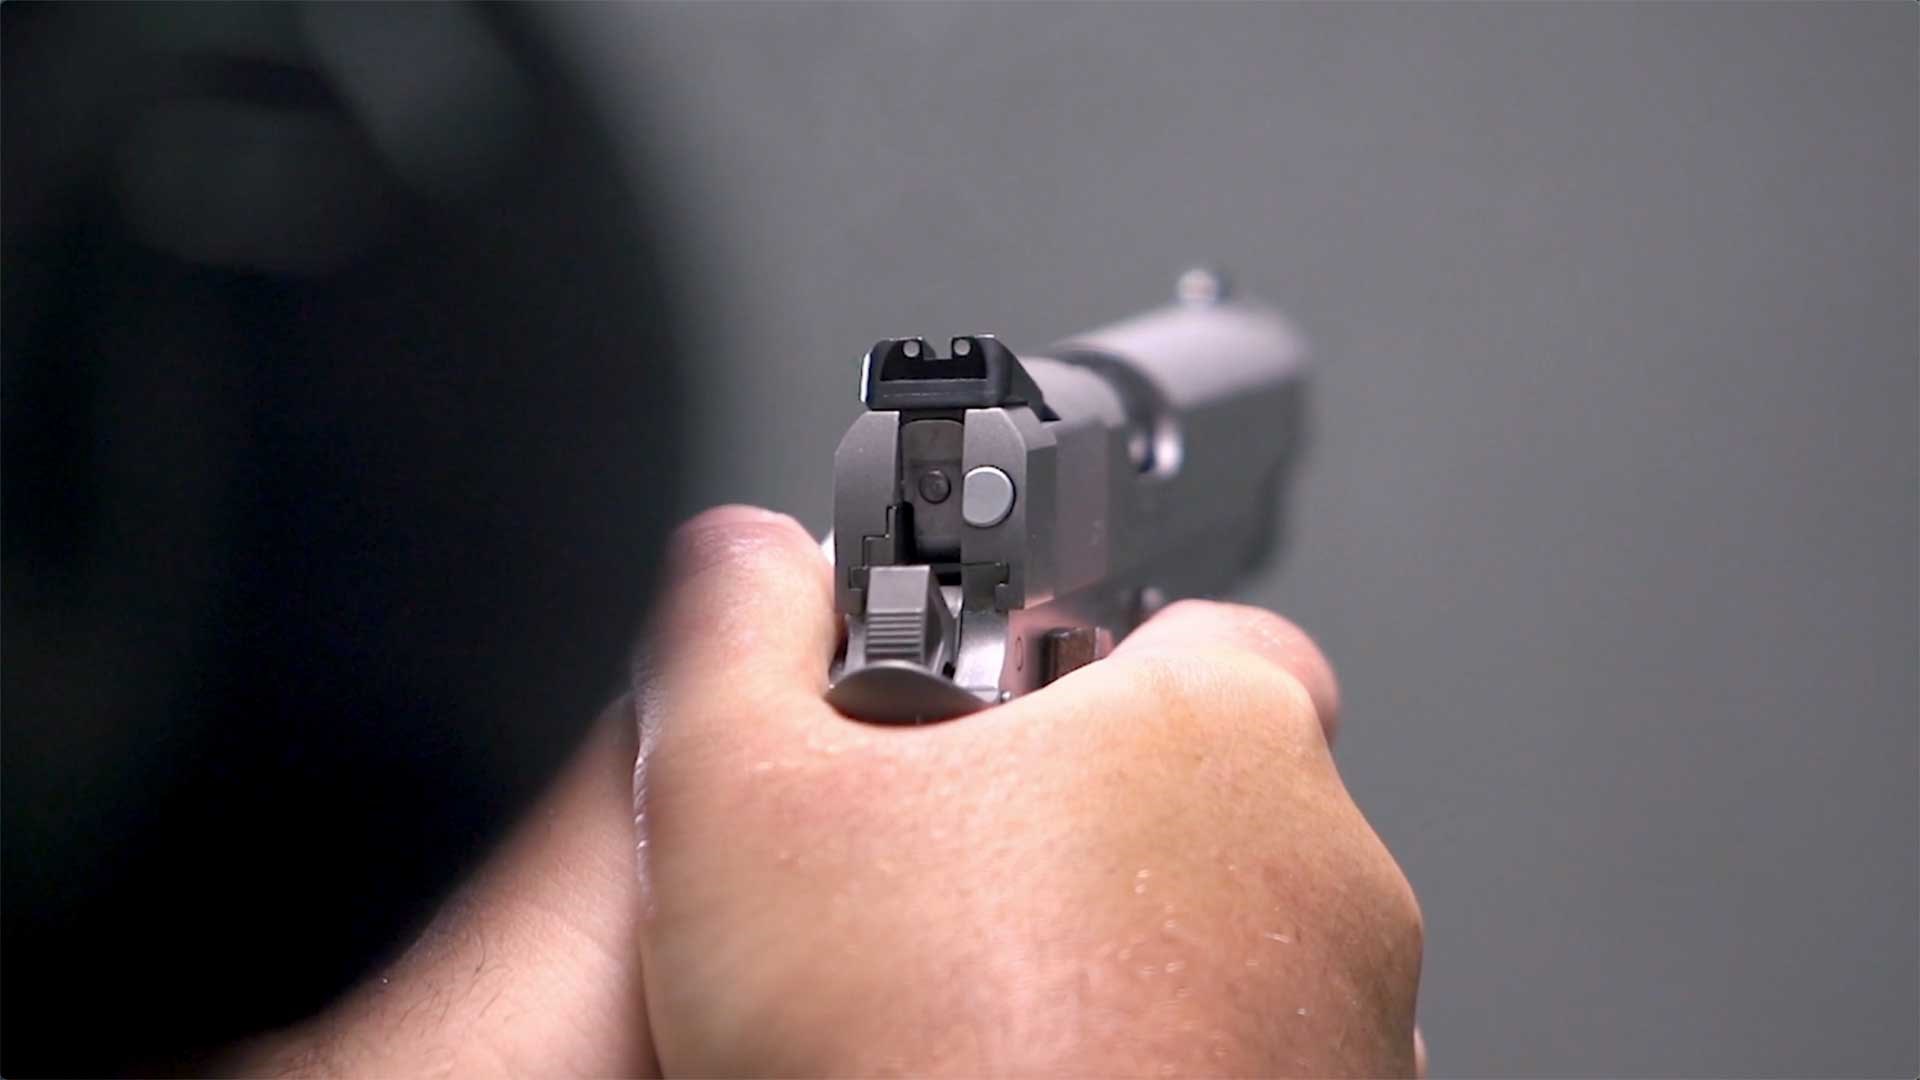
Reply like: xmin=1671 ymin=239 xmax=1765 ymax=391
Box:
xmin=962 ymin=465 xmax=1016 ymax=527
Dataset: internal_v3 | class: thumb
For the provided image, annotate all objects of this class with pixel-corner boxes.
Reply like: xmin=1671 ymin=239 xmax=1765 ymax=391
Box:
xmin=647 ymin=505 xmax=839 ymax=718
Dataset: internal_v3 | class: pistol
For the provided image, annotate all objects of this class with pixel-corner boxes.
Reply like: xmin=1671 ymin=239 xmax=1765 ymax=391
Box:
xmin=827 ymin=271 xmax=1308 ymax=723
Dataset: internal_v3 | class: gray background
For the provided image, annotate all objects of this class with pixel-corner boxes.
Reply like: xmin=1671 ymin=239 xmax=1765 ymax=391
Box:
xmin=551 ymin=4 xmax=1918 ymax=1076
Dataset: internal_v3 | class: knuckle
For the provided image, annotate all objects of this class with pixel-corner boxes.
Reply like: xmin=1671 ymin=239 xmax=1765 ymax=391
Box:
xmin=1102 ymin=649 xmax=1323 ymax=746
xmin=1106 ymin=651 xmax=1198 ymax=716
xmin=1385 ymin=863 xmax=1425 ymax=952
xmin=1222 ymin=605 xmax=1332 ymax=681
xmin=1218 ymin=599 xmax=1308 ymax=641
xmin=1352 ymin=833 xmax=1425 ymax=963
xmin=1211 ymin=649 xmax=1326 ymax=745
xmin=1266 ymin=669 xmax=1331 ymax=746
xmin=1162 ymin=598 xmax=1310 ymax=651
xmin=1224 ymin=605 xmax=1338 ymax=726
xmin=1138 ymin=600 xmax=1335 ymax=714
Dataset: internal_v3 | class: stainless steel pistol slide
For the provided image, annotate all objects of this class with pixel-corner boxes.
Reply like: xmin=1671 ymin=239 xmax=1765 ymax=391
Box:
xmin=826 ymin=271 xmax=1308 ymax=723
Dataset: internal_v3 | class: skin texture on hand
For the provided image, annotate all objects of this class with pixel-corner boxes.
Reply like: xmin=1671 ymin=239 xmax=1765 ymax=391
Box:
xmin=635 ymin=507 xmax=1423 ymax=1077
xmin=232 ymin=504 xmax=1423 ymax=1077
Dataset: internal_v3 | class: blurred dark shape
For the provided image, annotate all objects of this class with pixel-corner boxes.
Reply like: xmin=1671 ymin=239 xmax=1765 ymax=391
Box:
xmin=2 ymin=3 xmax=687 ymax=1073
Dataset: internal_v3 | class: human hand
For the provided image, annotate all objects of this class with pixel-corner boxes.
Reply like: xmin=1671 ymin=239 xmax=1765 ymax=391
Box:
xmin=232 ymin=505 xmax=1422 ymax=1077
xmin=635 ymin=507 xmax=1423 ymax=1076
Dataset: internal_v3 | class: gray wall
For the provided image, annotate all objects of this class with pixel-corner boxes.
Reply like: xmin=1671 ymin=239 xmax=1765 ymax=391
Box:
xmin=551 ymin=4 xmax=1918 ymax=1075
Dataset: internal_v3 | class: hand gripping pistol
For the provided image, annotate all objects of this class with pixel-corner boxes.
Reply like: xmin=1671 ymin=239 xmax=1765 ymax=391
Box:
xmin=826 ymin=272 xmax=1307 ymax=723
